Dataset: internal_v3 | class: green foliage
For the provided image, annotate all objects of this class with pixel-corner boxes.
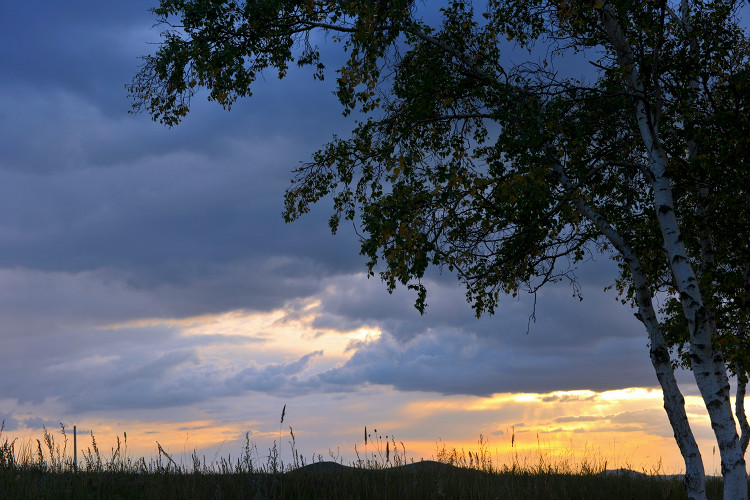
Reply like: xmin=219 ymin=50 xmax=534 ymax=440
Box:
xmin=129 ymin=0 xmax=750 ymax=371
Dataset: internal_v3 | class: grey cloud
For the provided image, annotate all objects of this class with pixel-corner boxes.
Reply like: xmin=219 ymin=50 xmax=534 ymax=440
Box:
xmin=0 ymin=2 xmax=156 ymax=93
xmin=296 ymin=270 xmax=657 ymax=395
xmin=313 ymin=328 xmax=656 ymax=396
xmin=0 ymin=413 xmax=20 ymax=432
xmin=609 ymin=409 xmax=671 ymax=435
xmin=0 ymin=267 xmax=661 ymax=416
xmin=0 ymin=266 xmax=315 ymax=340
xmin=47 ymin=354 xmax=225 ymax=412
xmin=0 ymin=109 xmax=364 ymax=316
xmin=0 ymin=311 xmax=329 ymax=413
xmin=120 ymin=350 xmax=200 ymax=382
xmin=20 ymin=417 xmax=60 ymax=431
xmin=0 ymin=320 xmax=220 ymax=411
xmin=310 ymin=266 xmax=647 ymax=350
xmin=226 ymin=351 xmax=324 ymax=394
xmin=0 ymin=0 xmax=361 ymax=311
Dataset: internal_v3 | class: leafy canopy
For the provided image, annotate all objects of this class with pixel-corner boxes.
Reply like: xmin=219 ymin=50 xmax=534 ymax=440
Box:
xmin=129 ymin=0 xmax=749 ymax=334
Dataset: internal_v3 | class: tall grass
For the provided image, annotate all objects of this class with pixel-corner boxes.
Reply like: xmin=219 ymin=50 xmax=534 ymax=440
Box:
xmin=0 ymin=417 xmax=728 ymax=499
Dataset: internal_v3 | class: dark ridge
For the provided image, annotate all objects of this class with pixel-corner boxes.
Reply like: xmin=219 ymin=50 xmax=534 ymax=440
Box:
xmin=289 ymin=460 xmax=488 ymax=475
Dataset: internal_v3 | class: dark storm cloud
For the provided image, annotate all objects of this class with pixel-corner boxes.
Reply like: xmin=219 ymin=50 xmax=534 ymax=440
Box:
xmin=0 ymin=3 xmax=363 ymax=322
xmin=0 ymin=1 xmax=157 ymax=93
xmin=0 ymin=87 xmax=363 ymax=314
xmin=1 ymin=0 xmax=349 ymax=173
xmin=0 ymin=263 xmax=324 ymax=342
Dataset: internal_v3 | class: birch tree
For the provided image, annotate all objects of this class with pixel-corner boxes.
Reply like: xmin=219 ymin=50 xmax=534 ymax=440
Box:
xmin=129 ymin=1 xmax=750 ymax=498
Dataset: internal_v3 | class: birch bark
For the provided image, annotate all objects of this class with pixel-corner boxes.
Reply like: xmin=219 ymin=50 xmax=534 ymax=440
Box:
xmin=737 ymin=365 xmax=750 ymax=455
xmin=599 ymin=3 xmax=747 ymax=498
xmin=554 ymin=164 xmax=708 ymax=499
xmin=737 ymin=262 xmax=750 ymax=454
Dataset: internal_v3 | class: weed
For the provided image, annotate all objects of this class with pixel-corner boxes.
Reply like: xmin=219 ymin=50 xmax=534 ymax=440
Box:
xmin=0 ymin=415 xmax=732 ymax=499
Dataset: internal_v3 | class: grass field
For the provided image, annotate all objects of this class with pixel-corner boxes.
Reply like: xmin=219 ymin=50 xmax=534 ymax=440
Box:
xmin=0 ymin=422 xmax=729 ymax=499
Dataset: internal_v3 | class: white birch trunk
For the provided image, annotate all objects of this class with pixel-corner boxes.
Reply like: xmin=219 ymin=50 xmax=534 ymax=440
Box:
xmin=585 ymin=206 xmax=708 ymax=498
xmin=637 ymin=49 xmax=747 ymax=500
xmin=737 ymin=365 xmax=750 ymax=455
xmin=555 ymin=164 xmax=708 ymax=499
xmin=737 ymin=262 xmax=750 ymax=455
xmin=635 ymin=56 xmax=747 ymax=500
xmin=599 ymin=5 xmax=747 ymax=498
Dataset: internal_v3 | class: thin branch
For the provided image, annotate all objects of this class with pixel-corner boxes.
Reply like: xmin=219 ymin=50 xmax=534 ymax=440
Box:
xmin=299 ymin=21 xmax=357 ymax=33
xmin=403 ymin=22 xmax=507 ymax=84
xmin=414 ymin=113 xmax=494 ymax=125
xmin=601 ymin=160 xmax=652 ymax=180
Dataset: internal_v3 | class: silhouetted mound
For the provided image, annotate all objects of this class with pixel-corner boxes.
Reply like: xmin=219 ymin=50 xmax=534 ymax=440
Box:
xmin=292 ymin=461 xmax=355 ymax=474
xmin=601 ymin=468 xmax=686 ymax=481
xmin=291 ymin=460 xmax=482 ymax=476
xmin=399 ymin=460 xmax=469 ymax=473
xmin=602 ymin=468 xmax=649 ymax=479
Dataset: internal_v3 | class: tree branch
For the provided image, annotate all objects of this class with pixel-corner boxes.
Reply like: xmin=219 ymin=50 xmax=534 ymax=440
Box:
xmin=737 ymin=363 xmax=750 ymax=454
xmin=414 ymin=113 xmax=494 ymax=124
xmin=403 ymin=21 xmax=506 ymax=85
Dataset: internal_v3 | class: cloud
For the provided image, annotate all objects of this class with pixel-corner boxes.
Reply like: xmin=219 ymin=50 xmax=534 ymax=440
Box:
xmin=226 ymin=351 xmax=324 ymax=394
xmin=0 ymin=292 xmax=340 ymax=414
xmin=308 ymin=265 xmax=646 ymax=347
xmin=20 ymin=417 xmax=61 ymax=431
xmin=0 ymin=80 xmax=366 ymax=325
xmin=313 ymin=326 xmax=656 ymax=396
xmin=0 ymin=413 xmax=20 ymax=432
xmin=0 ymin=265 xmax=662 ymax=419
xmin=542 ymin=394 xmax=597 ymax=403
xmin=554 ymin=415 xmax=604 ymax=423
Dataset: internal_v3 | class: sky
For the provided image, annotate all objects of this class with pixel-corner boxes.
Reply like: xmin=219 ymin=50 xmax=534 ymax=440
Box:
xmin=0 ymin=0 xmax=733 ymax=474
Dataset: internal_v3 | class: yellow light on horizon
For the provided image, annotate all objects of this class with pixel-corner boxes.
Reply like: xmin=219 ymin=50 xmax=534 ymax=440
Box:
xmin=596 ymin=387 xmax=663 ymax=402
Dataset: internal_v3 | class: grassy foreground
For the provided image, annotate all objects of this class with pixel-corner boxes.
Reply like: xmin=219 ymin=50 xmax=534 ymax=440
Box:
xmin=0 ymin=423 xmax=727 ymax=499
